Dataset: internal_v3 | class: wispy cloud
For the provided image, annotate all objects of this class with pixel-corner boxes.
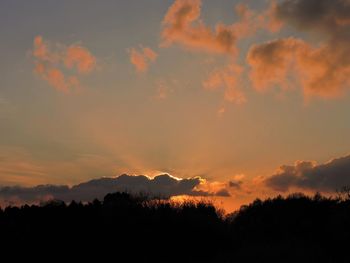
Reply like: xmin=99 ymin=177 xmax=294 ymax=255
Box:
xmin=203 ymin=63 xmax=246 ymax=104
xmin=161 ymin=0 xmax=259 ymax=55
xmin=32 ymin=36 xmax=96 ymax=93
xmin=153 ymin=80 xmax=173 ymax=100
xmin=129 ymin=46 xmax=158 ymax=73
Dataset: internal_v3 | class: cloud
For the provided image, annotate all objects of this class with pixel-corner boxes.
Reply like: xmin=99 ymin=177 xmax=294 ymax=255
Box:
xmin=203 ymin=63 xmax=246 ymax=104
xmin=264 ymin=154 xmax=350 ymax=192
xmin=0 ymin=174 xmax=228 ymax=206
xmin=32 ymin=35 xmax=96 ymax=93
xmin=161 ymin=0 xmax=259 ymax=55
xmin=42 ymin=68 xmax=80 ymax=93
xmin=274 ymin=0 xmax=350 ymax=35
xmin=33 ymin=36 xmax=59 ymax=63
xmin=228 ymin=180 xmax=242 ymax=189
xmin=160 ymin=0 xmax=350 ymax=103
xmin=154 ymin=80 xmax=170 ymax=100
xmin=260 ymin=1 xmax=284 ymax=33
xmin=247 ymin=37 xmax=305 ymax=92
xmin=247 ymin=0 xmax=350 ymax=98
xmin=215 ymin=188 xmax=231 ymax=197
xmin=161 ymin=0 xmax=279 ymax=105
xmin=129 ymin=46 xmax=158 ymax=73
xmin=64 ymin=45 xmax=96 ymax=73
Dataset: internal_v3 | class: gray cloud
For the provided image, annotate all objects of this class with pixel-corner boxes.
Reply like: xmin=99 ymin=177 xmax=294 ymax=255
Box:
xmin=275 ymin=0 xmax=350 ymax=37
xmin=0 ymin=174 xmax=227 ymax=206
xmin=228 ymin=180 xmax=242 ymax=189
xmin=265 ymin=155 xmax=350 ymax=192
xmin=247 ymin=0 xmax=350 ymax=98
xmin=215 ymin=188 xmax=231 ymax=197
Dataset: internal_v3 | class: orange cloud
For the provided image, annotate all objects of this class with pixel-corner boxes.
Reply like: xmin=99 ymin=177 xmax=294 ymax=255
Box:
xmin=45 ymin=68 xmax=70 ymax=93
xmin=33 ymin=36 xmax=49 ymax=60
xmin=161 ymin=0 xmax=258 ymax=56
xmin=161 ymin=0 xmax=279 ymax=105
xmin=203 ymin=63 xmax=246 ymax=104
xmin=247 ymin=37 xmax=305 ymax=92
xmin=299 ymin=44 xmax=350 ymax=98
xmin=32 ymin=35 xmax=96 ymax=93
xmin=33 ymin=36 xmax=61 ymax=63
xmin=257 ymin=1 xmax=284 ymax=33
xmin=247 ymin=37 xmax=350 ymax=98
xmin=247 ymin=0 xmax=350 ymax=99
xmin=65 ymin=45 xmax=96 ymax=73
xmin=129 ymin=46 xmax=158 ymax=73
xmin=34 ymin=64 xmax=80 ymax=93
xmin=160 ymin=0 xmax=350 ymax=102
xmin=47 ymin=69 xmax=80 ymax=93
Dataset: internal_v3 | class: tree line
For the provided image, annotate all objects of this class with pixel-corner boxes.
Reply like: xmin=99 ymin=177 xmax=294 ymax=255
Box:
xmin=1 ymin=191 xmax=350 ymax=262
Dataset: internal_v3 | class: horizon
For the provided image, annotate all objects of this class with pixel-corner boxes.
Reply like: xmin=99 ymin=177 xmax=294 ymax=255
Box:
xmin=1 ymin=0 xmax=350 ymax=212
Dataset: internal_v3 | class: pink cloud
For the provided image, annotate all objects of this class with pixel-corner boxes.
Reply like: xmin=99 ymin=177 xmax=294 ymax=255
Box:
xmin=246 ymin=0 xmax=350 ymax=99
xmin=161 ymin=0 xmax=276 ymax=105
xmin=45 ymin=68 xmax=70 ymax=93
xmin=257 ymin=1 xmax=284 ymax=33
xmin=129 ymin=46 xmax=158 ymax=73
xmin=31 ymin=35 xmax=96 ymax=93
xmin=65 ymin=45 xmax=96 ymax=73
xmin=33 ymin=36 xmax=49 ymax=60
xmin=33 ymin=36 xmax=60 ymax=63
xmin=247 ymin=37 xmax=350 ymax=98
xmin=203 ymin=63 xmax=246 ymax=104
xmin=247 ymin=37 xmax=304 ymax=92
xmin=161 ymin=0 xmax=259 ymax=56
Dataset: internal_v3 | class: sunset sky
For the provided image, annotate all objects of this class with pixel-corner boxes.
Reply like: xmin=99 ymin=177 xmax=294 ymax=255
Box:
xmin=1 ymin=0 xmax=350 ymax=211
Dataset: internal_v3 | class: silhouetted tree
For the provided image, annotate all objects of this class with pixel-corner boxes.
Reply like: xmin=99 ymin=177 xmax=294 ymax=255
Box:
xmin=1 ymin=191 xmax=350 ymax=262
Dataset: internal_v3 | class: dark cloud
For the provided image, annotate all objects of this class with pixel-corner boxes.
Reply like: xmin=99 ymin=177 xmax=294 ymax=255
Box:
xmin=247 ymin=0 xmax=350 ymax=98
xmin=215 ymin=189 xmax=231 ymax=197
xmin=275 ymin=0 xmax=350 ymax=37
xmin=265 ymin=155 xmax=350 ymax=192
xmin=228 ymin=180 xmax=242 ymax=189
xmin=0 ymin=174 xmax=226 ymax=206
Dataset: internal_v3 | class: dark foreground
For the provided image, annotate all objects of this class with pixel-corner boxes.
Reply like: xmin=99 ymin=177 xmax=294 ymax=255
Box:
xmin=1 ymin=192 xmax=350 ymax=262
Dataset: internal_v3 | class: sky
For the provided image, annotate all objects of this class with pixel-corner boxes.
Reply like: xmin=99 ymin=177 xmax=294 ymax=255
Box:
xmin=1 ymin=0 xmax=350 ymax=211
